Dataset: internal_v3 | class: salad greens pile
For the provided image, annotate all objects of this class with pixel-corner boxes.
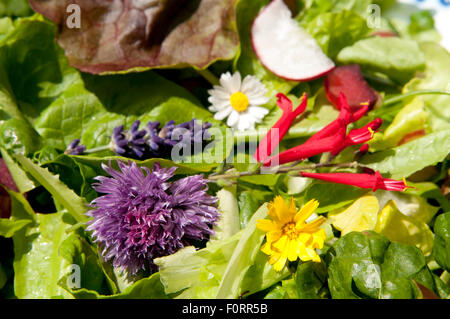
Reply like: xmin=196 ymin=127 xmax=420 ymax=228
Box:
xmin=0 ymin=0 xmax=449 ymax=299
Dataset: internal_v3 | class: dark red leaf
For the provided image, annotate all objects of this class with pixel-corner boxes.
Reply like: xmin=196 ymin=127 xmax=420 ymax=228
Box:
xmin=29 ymin=0 xmax=239 ymax=74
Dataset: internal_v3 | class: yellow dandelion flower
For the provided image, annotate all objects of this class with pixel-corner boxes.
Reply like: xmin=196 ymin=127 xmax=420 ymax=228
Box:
xmin=256 ymin=196 xmax=326 ymax=272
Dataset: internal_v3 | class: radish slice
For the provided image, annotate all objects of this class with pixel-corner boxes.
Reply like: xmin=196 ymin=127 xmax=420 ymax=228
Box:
xmin=251 ymin=0 xmax=335 ymax=81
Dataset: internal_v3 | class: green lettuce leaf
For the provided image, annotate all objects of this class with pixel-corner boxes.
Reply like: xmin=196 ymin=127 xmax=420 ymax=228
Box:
xmin=433 ymin=212 xmax=450 ymax=273
xmin=59 ymin=272 xmax=168 ymax=299
xmin=16 ymin=155 xmax=89 ymax=223
xmin=337 ymin=37 xmax=425 ymax=83
xmin=361 ymin=129 xmax=450 ymax=179
xmin=306 ymin=10 xmax=369 ymax=59
xmin=403 ymin=42 xmax=450 ymax=131
xmin=13 ymin=211 xmax=74 ymax=299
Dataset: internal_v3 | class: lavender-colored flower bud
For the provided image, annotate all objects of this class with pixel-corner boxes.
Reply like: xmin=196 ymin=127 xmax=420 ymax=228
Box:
xmin=111 ymin=121 xmax=147 ymax=159
xmin=65 ymin=139 xmax=86 ymax=155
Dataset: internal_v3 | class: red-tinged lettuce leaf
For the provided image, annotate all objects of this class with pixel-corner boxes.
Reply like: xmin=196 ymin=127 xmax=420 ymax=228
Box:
xmin=29 ymin=0 xmax=239 ymax=74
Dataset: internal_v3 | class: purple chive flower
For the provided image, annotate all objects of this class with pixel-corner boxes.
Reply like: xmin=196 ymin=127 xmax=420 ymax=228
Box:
xmin=86 ymin=160 xmax=219 ymax=275
xmin=110 ymin=120 xmax=147 ymax=159
xmin=65 ymin=139 xmax=86 ymax=155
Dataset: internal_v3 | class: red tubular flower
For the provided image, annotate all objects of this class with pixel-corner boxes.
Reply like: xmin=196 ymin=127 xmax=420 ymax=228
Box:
xmin=358 ymin=143 xmax=370 ymax=155
xmin=254 ymin=93 xmax=308 ymax=162
xmin=263 ymin=131 xmax=346 ymax=167
xmin=331 ymin=118 xmax=382 ymax=156
xmin=300 ymin=170 xmax=411 ymax=192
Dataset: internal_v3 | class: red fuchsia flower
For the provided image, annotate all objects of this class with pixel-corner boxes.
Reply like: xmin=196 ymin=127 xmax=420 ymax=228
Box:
xmin=300 ymin=170 xmax=411 ymax=192
xmin=254 ymin=93 xmax=308 ymax=162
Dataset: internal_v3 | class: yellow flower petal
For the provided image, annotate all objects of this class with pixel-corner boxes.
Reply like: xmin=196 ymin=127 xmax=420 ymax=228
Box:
xmin=287 ymin=238 xmax=299 ymax=262
xmin=294 ymin=199 xmax=319 ymax=224
xmin=311 ymin=229 xmax=326 ymax=249
xmin=256 ymin=219 xmax=278 ymax=232
xmin=272 ymin=234 xmax=288 ymax=252
xmin=261 ymin=242 xmax=273 ymax=255
xmin=298 ymin=216 xmax=326 ymax=233
xmin=266 ymin=230 xmax=282 ymax=244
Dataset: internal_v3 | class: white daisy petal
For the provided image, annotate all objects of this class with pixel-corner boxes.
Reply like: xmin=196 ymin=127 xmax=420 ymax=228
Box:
xmin=214 ymin=106 xmax=233 ymax=121
xmin=248 ymin=106 xmax=269 ymax=118
xmin=230 ymin=72 xmax=242 ymax=93
xmin=219 ymin=72 xmax=235 ymax=93
xmin=227 ymin=111 xmax=240 ymax=127
xmin=248 ymin=95 xmax=270 ymax=106
xmin=237 ymin=115 xmax=252 ymax=131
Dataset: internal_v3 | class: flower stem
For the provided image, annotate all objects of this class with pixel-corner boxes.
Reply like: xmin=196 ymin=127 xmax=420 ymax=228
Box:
xmin=383 ymin=90 xmax=450 ymax=106
xmin=207 ymin=161 xmax=366 ymax=182
xmin=196 ymin=68 xmax=220 ymax=86
xmin=82 ymin=145 xmax=111 ymax=154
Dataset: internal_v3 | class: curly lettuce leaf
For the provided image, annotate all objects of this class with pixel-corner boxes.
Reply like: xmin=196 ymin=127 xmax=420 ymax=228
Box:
xmin=29 ymin=0 xmax=239 ymax=74
xmin=306 ymin=10 xmax=370 ymax=59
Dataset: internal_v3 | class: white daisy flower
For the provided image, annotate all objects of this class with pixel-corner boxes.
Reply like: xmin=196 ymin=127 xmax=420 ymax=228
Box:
xmin=208 ymin=72 xmax=270 ymax=131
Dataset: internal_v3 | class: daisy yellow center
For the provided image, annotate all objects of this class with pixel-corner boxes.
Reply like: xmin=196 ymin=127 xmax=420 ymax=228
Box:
xmin=230 ymin=92 xmax=249 ymax=112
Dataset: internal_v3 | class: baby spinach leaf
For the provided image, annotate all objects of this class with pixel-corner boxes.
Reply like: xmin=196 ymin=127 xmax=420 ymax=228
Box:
xmin=433 ymin=212 xmax=450 ymax=272
xmin=327 ymin=231 xmax=439 ymax=299
xmin=295 ymin=261 xmax=328 ymax=299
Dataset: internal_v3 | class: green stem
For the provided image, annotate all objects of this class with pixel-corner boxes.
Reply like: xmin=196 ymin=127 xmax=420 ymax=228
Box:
xmin=83 ymin=145 xmax=111 ymax=154
xmin=383 ymin=90 xmax=450 ymax=106
xmin=196 ymin=68 xmax=220 ymax=86
xmin=207 ymin=161 xmax=364 ymax=181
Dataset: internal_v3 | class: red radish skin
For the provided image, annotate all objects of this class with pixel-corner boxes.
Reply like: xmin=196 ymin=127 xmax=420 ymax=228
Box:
xmin=251 ymin=0 xmax=335 ymax=82
xmin=324 ymin=64 xmax=378 ymax=112
xmin=372 ymin=31 xmax=398 ymax=38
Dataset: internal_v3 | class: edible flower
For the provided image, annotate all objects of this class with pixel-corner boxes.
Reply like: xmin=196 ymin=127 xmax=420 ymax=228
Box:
xmin=86 ymin=161 xmax=219 ymax=274
xmin=254 ymin=93 xmax=308 ymax=162
xmin=110 ymin=119 xmax=211 ymax=159
xmin=208 ymin=72 xmax=270 ymax=131
xmin=65 ymin=139 xmax=86 ymax=155
xmin=256 ymin=196 xmax=326 ymax=272
xmin=300 ymin=170 xmax=411 ymax=192
xmin=261 ymin=93 xmax=381 ymax=166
